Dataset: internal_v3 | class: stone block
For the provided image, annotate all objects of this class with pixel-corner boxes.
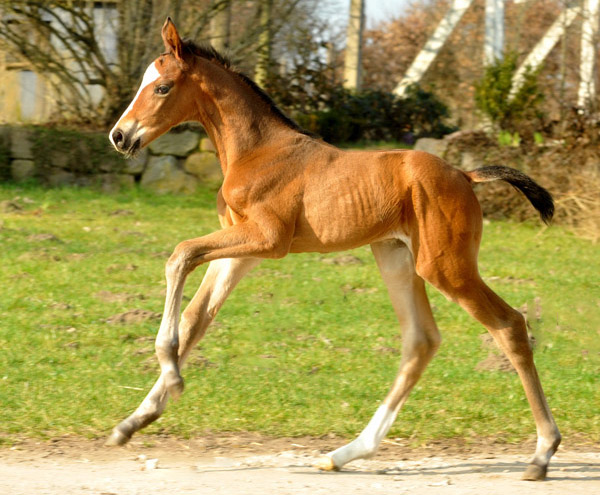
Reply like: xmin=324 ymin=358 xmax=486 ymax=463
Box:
xmin=11 ymin=159 xmax=36 ymax=181
xmin=0 ymin=126 xmax=11 ymax=146
xmin=99 ymin=174 xmax=135 ymax=192
xmin=122 ymin=148 xmax=149 ymax=175
xmin=199 ymin=137 xmax=216 ymax=152
xmin=10 ymin=127 xmax=35 ymax=159
xmin=183 ymin=152 xmax=222 ymax=182
xmin=414 ymin=137 xmax=448 ymax=158
xmin=46 ymin=169 xmax=76 ymax=187
xmin=47 ymin=147 xmax=71 ymax=169
xmin=460 ymin=151 xmax=478 ymax=170
xmin=148 ymin=130 xmax=200 ymax=157
xmin=141 ymin=155 xmax=198 ymax=194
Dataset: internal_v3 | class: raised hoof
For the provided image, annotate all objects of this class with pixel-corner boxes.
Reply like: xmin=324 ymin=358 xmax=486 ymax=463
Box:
xmin=105 ymin=428 xmax=131 ymax=447
xmin=314 ymin=455 xmax=340 ymax=472
xmin=522 ymin=463 xmax=548 ymax=481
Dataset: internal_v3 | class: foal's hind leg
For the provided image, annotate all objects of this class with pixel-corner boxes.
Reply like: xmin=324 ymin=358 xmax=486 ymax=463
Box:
xmin=417 ymin=254 xmax=561 ymax=481
xmin=106 ymin=258 xmax=260 ymax=446
xmin=316 ymin=240 xmax=441 ymax=470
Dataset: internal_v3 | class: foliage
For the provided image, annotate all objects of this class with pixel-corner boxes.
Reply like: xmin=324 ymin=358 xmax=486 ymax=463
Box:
xmin=497 ymin=130 xmax=521 ymax=147
xmin=0 ymin=129 xmax=10 ymax=181
xmin=558 ymin=107 xmax=600 ymax=146
xmin=397 ymin=84 xmax=457 ymax=139
xmin=0 ymin=183 xmax=598 ymax=444
xmin=304 ymin=85 xmax=454 ymax=144
xmin=475 ymin=52 xmax=545 ymax=137
xmin=265 ymin=51 xmax=455 ymax=144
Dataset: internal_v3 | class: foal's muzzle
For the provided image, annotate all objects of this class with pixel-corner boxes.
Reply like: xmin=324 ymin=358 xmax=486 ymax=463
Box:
xmin=111 ymin=128 xmax=141 ymax=156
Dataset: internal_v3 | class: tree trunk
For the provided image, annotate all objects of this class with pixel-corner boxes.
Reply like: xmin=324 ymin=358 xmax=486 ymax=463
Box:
xmin=254 ymin=0 xmax=273 ymax=87
xmin=343 ymin=0 xmax=365 ymax=90
xmin=210 ymin=0 xmax=231 ymax=53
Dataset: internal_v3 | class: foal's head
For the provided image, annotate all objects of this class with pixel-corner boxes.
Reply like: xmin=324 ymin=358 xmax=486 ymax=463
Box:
xmin=110 ymin=18 xmax=195 ymax=155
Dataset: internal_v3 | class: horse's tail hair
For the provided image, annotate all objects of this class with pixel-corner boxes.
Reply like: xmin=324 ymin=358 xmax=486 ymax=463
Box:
xmin=464 ymin=165 xmax=554 ymax=225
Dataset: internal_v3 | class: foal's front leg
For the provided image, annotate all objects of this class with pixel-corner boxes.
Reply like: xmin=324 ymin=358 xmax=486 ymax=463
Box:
xmin=155 ymin=221 xmax=289 ymax=399
xmin=106 ymin=257 xmax=261 ymax=446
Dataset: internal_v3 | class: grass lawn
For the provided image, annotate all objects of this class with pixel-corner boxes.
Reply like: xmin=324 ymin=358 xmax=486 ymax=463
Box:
xmin=0 ymin=183 xmax=598 ymax=446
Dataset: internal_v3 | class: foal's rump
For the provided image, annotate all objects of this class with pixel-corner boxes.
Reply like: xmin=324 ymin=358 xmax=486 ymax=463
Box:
xmin=384 ymin=152 xmax=555 ymax=292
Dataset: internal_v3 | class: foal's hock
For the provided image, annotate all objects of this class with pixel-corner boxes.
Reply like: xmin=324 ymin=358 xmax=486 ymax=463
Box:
xmin=107 ymin=18 xmax=560 ymax=481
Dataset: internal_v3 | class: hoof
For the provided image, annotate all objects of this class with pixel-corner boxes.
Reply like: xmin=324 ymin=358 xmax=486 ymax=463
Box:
xmin=314 ymin=455 xmax=340 ymax=472
xmin=105 ymin=428 xmax=131 ymax=447
xmin=522 ymin=463 xmax=547 ymax=481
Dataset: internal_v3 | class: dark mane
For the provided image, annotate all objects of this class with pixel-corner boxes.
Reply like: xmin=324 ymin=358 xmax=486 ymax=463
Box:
xmin=182 ymin=40 xmax=313 ymax=137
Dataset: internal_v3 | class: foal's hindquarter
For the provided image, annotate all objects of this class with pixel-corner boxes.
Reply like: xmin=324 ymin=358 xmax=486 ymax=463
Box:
xmin=107 ymin=146 xmax=560 ymax=481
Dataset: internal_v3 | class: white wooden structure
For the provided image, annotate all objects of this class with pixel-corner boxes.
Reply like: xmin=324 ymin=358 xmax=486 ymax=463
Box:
xmin=394 ymin=0 xmax=474 ymax=97
xmin=393 ymin=0 xmax=599 ymax=112
xmin=484 ymin=0 xmax=504 ymax=65
xmin=509 ymin=4 xmax=581 ymax=99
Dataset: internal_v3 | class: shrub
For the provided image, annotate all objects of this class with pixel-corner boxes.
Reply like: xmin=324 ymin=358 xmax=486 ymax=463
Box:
xmin=301 ymin=85 xmax=455 ymax=144
xmin=264 ymin=51 xmax=455 ymax=144
xmin=271 ymin=82 xmax=455 ymax=144
xmin=475 ymin=52 xmax=545 ymax=138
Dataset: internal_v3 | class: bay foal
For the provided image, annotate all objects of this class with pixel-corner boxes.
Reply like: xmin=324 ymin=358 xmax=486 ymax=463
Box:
xmin=107 ymin=18 xmax=560 ymax=481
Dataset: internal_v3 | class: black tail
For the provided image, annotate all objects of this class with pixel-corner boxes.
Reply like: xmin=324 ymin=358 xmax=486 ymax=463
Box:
xmin=465 ymin=165 xmax=554 ymax=225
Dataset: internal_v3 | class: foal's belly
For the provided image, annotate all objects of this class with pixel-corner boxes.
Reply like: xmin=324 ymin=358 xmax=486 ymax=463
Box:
xmin=287 ymin=149 xmax=411 ymax=253
xmin=289 ymin=191 xmax=405 ymax=254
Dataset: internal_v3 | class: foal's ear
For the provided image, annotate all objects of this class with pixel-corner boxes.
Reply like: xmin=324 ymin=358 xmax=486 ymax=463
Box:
xmin=162 ymin=17 xmax=184 ymax=62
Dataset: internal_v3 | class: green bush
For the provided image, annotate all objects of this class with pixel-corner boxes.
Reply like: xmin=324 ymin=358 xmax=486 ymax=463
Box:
xmin=301 ymin=85 xmax=454 ymax=144
xmin=475 ymin=52 xmax=545 ymax=137
xmin=264 ymin=48 xmax=455 ymax=144
xmin=278 ymin=84 xmax=454 ymax=144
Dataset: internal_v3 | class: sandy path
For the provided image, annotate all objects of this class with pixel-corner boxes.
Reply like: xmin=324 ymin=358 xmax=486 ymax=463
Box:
xmin=1 ymin=436 xmax=598 ymax=495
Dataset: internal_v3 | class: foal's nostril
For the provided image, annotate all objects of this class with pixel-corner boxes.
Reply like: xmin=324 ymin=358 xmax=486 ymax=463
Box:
xmin=112 ymin=129 xmax=125 ymax=149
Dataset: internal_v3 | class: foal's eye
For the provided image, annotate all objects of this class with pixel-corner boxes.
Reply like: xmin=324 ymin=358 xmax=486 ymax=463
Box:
xmin=155 ymin=84 xmax=171 ymax=95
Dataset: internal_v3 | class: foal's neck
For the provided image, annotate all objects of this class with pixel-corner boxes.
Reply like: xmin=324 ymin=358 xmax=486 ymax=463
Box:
xmin=190 ymin=60 xmax=294 ymax=173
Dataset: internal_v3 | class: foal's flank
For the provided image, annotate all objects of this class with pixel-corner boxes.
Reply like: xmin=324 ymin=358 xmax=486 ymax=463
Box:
xmin=106 ymin=17 xmax=560 ymax=482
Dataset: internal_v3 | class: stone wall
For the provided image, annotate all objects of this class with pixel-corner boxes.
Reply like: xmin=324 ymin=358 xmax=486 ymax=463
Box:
xmin=0 ymin=125 xmax=222 ymax=193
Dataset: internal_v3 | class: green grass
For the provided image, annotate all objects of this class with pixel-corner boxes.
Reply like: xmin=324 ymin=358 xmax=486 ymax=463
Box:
xmin=1 ymin=183 xmax=599 ymax=445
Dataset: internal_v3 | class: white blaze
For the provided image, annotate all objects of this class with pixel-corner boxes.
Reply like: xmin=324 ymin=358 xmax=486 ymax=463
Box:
xmin=109 ymin=61 xmax=161 ymax=147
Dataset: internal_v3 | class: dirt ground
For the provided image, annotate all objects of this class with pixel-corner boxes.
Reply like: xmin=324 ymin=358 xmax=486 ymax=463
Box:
xmin=1 ymin=433 xmax=598 ymax=495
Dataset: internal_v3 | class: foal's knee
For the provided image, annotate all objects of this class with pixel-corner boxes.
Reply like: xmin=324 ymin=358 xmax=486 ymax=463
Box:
xmin=166 ymin=243 xmax=191 ymax=278
xmin=155 ymin=333 xmax=179 ymax=357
